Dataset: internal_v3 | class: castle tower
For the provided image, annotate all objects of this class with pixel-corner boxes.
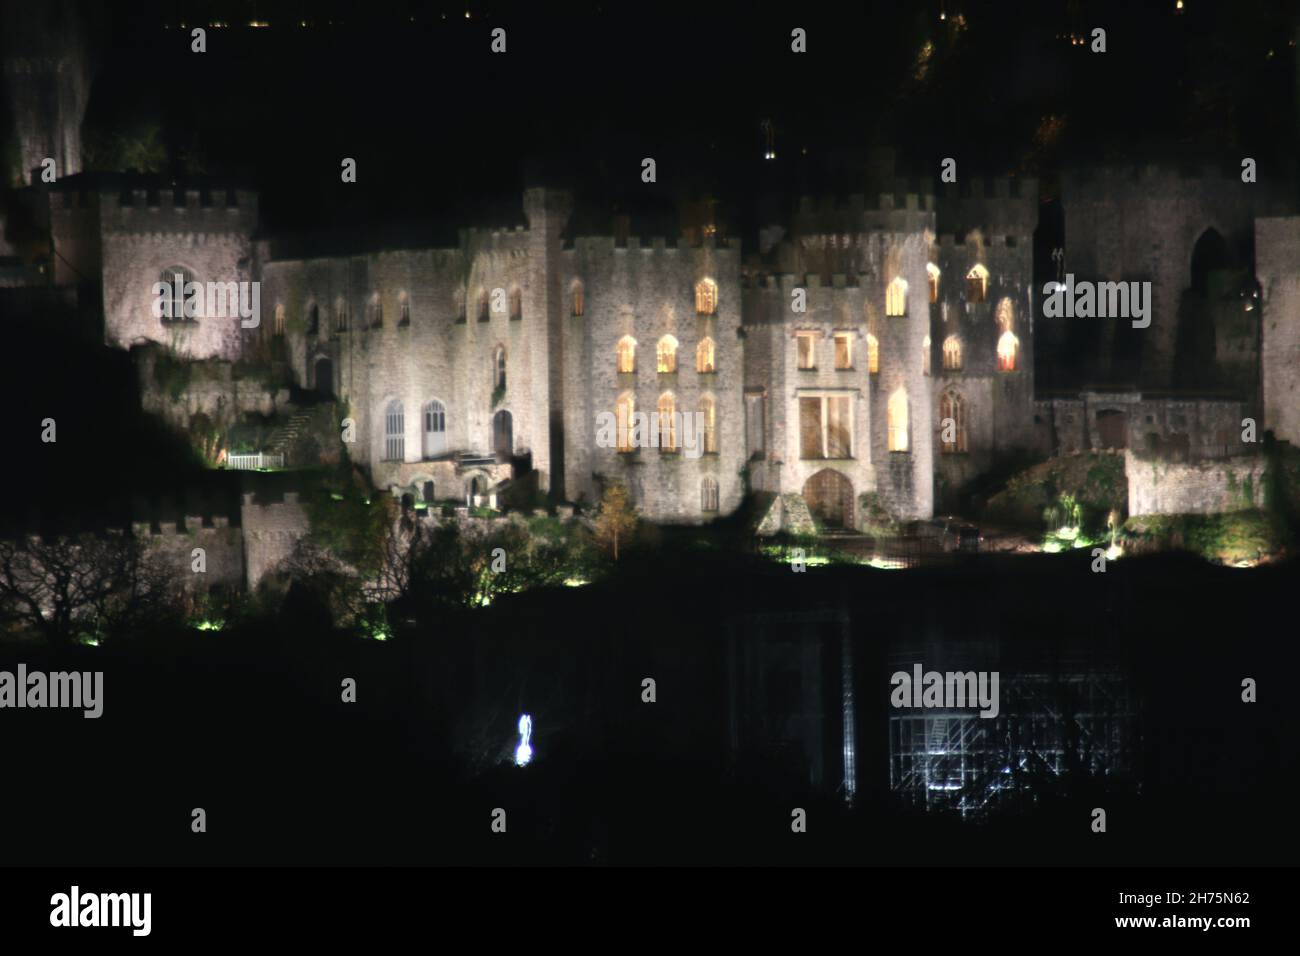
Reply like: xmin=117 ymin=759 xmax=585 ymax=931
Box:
xmin=1 ymin=0 xmax=92 ymax=184
xmin=522 ymin=187 xmax=574 ymax=498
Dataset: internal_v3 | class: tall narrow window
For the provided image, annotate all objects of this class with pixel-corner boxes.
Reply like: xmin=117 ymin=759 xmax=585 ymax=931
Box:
xmin=399 ymin=293 xmax=410 ymax=326
xmin=997 ymin=330 xmax=1020 ymax=372
xmin=866 ymin=334 xmax=879 ymax=374
xmin=696 ymin=336 xmax=715 ymax=373
xmin=745 ymin=393 xmax=765 ymax=458
xmin=477 ymin=288 xmax=489 ymax=322
xmin=887 ymin=388 xmax=909 ymax=452
xmin=422 ymin=399 xmax=446 ymax=458
xmin=927 ymin=262 xmax=940 ymax=303
xmin=617 ymin=335 xmax=637 ymax=373
xmin=886 ymin=277 xmax=908 ymax=317
xmin=273 ymin=303 xmax=285 ymax=336
xmin=942 ymin=335 xmax=963 ymax=371
xmin=307 ymin=304 xmax=319 ymax=334
xmin=940 ymin=390 xmax=967 ymax=453
xmin=701 ymin=476 xmax=720 ymax=512
xmin=336 ymin=298 xmax=349 ymax=331
xmin=158 ymin=267 xmax=195 ymax=322
xmin=996 ymin=296 xmax=1015 ymax=331
xmin=509 ymin=287 xmax=522 ymax=320
xmin=834 ymin=332 xmax=853 ymax=369
xmin=494 ymin=344 xmax=506 ymax=389
xmin=966 ymin=264 xmax=989 ymax=303
xmin=616 ymin=392 xmax=635 ymax=452
xmin=657 ymin=392 xmax=678 ymax=450
xmin=796 ymin=332 xmax=818 ymax=370
xmin=657 ymin=335 xmax=678 ymax=373
xmin=572 ymin=280 xmax=584 ymax=317
xmin=385 ymin=400 xmax=405 ymax=461
xmin=369 ymin=293 xmax=383 ymax=328
xmin=922 ymin=334 xmax=931 ymax=376
xmin=700 ymin=394 xmax=717 ymax=453
xmin=695 ymin=278 xmax=718 ymax=316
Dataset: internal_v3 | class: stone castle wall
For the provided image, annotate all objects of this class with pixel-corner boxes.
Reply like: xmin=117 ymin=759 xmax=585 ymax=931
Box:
xmin=1126 ymin=448 xmax=1269 ymax=516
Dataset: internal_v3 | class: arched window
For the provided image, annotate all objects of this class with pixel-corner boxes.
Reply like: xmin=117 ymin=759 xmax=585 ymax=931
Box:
xmin=701 ymin=476 xmax=720 ymax=512
xmin=696 ymin=336 xmax=716 ymax=373
xmin=617 ymin=335 xmax=637 ymax=373
xmin=927 ymin=263 xmax=940 ymax=303
xmin=966 ymin=264 xmax=989 ymax=303
xmin=886 ymin=277 xmax=908 ymax=317
xmin=273 ymin=303 xmax=285 ymax=336
xmin=477 ymin=288 xmax=489 ymax=322
xmin=942 ymin=335 xmax=963 ymax=371
xmin=616 ymin=392 xmax=635 ymax=452
xmin=422 ymin=399 xmax=446 ymax=458
xmin=399 ymin=293 xmax=410 ymax=326
xmin=384 ymin=400 xmax=405 ymax=461
xmin=700 ymin=393 xmax=717 ymax=453
xmin=997 ymin=330 xmax=1020 ymax=372
xmin=493 ymin=344 xmax=507 ymax=389
xmin=887 ymin=388 xmax=909 ymax=452
xmin=571 ymin=280 xmax=584 ymax=317
xmin=335 ymin=298 xmax=349 ymax=331
xmin=996 ymin=296 xmax=1015 ymax=332
xmin=866 ymin=333 xmax=880 ymax=374
xmin=657 ymin=335 xmax=678 ymax=373
xmin=158 ymin=266 xmax=194 ymax=322
xmin=368 ymin=293 xmax=383 ymax=328
xmin=695 ymin=278 xmax=718 ymax=316
xmin=922 ymin=334 xmax=931 ymax=376
xmin=657 ymin=392 xmax=678 ymax=450
xmin=940 ymin=390 xmax=967 ymax=453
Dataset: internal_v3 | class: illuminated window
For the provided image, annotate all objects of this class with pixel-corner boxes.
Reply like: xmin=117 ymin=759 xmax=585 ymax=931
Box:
xmin=384 ymin=400 xmax=405 ymax=461
xmin=617 ymin=335 xmax=637 ymax=373
xmin=966 ymin=264 xmax=989 ymax=303
xmin=940 ymin=390 xmax=967 ymax=453
xmin=887 ymin=388 xmax=909 ymax=452
xmin=942 ymin=335 xmax=963 ymax=371
xmin=695 ymin=278 xmax=718 ymax=315
xmin=927 ymin=263 xmax=940 ymax=303
xmin=701 ymin=476 xmax=719 ymax=512
xmin=494 ymin=344 xmax=506 ymax=389
xmin=834 ymin=332 xmax=853 ymax=369
xmin=273 ymin=303 xmax=285 ymax=336
xmin=886 ymin=277 xmax=909 ymax=317
xmin=657 ymin=392 xmax=678 ymax=450
xmin=616 ymin=392 xmax=635 ymax=452
xmin=796 ymin=332 xmax=818 ymax=370
xmin=422 ymin=399 xmax=446 ymax=458
xmin=997 ymin=330 xmax=1020 ymax=372
xmin=996 ymin=296 xmax=1015 ymax=331
xmin=572 ymin=280 xmax=584 ymax=317
xmin=700 ymin=393 xmax=717 ymax=453
xmin=866 ymin=334 xmax=879 ymax=374
xmin=799 ymin=393 xmax=853 ymax=459
xmin=922 ymin=334 xmax=931 ymax=376
xmin=696 ymin=336 xmax=716 ymax=373
xmin=657 ymin=335 xmax=678 ymax=373
xmin=509 ymin=287 xmax=522 ymax=320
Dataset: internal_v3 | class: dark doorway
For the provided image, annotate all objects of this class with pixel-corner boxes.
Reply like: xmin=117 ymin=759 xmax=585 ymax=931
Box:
xmin=1095 ymin=409 xmax=1128 ymax=449
xmin=1174 ymin=229 xmax=1229 ymax=389
xmin=493 ymin=409 xmax=513 ymax=462
xmin=803 ymin=469 xmax=854 ymax=529
xmin=314 ymin=356 xmax=334 ymax=397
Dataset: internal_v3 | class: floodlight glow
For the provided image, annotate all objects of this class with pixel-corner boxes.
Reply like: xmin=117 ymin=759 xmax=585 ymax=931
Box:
xmin=515 ymin=714 xmax=533 ymax=766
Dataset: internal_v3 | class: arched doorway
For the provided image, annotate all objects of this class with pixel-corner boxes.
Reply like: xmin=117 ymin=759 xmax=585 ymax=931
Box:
xmin=803 ymin=469 xmax=854 ymax=529
xmin=314 ymin=356 xmax=334 ymax=397
xmin=493 ymin=410 xmax=513 ymax=462
xmin=1175 ymin=228 xmax=1229 ymax=389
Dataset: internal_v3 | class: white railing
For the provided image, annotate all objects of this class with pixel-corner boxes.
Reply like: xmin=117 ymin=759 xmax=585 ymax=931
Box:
xmin=226 ymin=452 xmax=284 ymax=470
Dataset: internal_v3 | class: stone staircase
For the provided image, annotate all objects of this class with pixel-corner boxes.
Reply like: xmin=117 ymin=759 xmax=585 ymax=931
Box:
xmin=265 ymin=410 xmax=314 ymax=456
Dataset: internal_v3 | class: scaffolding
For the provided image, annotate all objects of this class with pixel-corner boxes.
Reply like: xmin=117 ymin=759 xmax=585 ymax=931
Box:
xmin=888 ymin=672 xmax=1138 ymax=819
